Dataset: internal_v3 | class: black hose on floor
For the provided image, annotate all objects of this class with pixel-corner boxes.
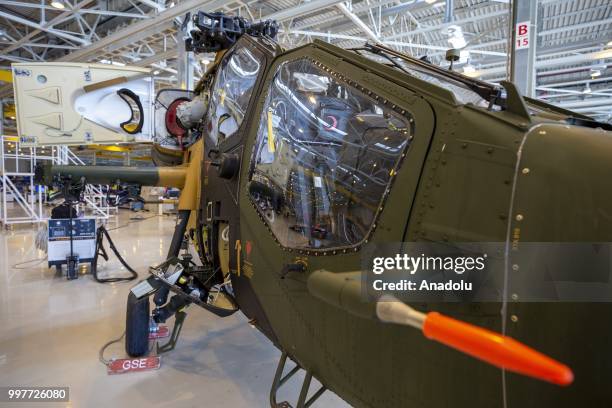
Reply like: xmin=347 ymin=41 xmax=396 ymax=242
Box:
xmin=92 ymin=225 xmax=138 ymax=283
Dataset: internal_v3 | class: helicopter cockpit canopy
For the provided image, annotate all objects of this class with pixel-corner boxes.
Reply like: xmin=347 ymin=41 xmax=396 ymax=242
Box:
xmin=352 ymin=44 xmax=494 ymax=108
xmin=206 ymin=44 xmax=265 ymax=145
xmin=249 ymin=58 xmax=413 ymax=250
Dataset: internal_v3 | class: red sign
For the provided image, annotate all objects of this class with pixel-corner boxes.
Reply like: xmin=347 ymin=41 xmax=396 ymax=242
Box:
xmin=149 ymin=325 xmax=169 ymax=339
xmin=107 ymin=356 xmax=161 ymax=375
xmin=515 ymin=21 xmax=530 ymax=49
xmin=245 ymin=241 xmax=252 ymax=258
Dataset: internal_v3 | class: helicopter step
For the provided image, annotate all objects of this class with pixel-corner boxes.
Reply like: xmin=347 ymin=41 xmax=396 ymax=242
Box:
xmin=270 ymin=352 xmax=327 ymax=408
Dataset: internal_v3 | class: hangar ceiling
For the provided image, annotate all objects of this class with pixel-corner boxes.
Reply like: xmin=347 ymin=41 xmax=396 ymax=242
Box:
xmin=0 ymin=0 xmax=610 ymax=123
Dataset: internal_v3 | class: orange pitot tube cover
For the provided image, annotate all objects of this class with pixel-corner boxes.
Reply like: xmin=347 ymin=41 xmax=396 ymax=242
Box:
xmin=422 ymin=312 xmax=574 ymax=386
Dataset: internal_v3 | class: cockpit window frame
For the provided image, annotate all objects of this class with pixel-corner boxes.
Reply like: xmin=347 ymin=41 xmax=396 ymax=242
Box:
xmin=246 ymin=57 xmax=417 ymax=254
xmin=203 ymin=37 xmax=270 ymax=149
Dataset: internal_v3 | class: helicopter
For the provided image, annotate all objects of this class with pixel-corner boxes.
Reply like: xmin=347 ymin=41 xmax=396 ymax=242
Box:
xmin=19 ymin=10 xmax=612 ymax=408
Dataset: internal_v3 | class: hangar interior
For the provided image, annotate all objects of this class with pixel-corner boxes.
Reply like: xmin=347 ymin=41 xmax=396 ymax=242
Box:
xmin=0 ymin=0 xmax=611 ymax=407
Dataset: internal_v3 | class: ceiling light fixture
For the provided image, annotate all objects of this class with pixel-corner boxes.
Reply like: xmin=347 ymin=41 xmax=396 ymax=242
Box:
xmin=99 ymin=58 xmax=126 ymax=67
xmin=50 ymin=0 xmax=65 ymax=10
xmin=463 ymin=64 xmax=480 ymax=78
xmin=445 ymin=25 xmax=467 ymax=49
xmin=594 ymin=49 xmax=612 ymax=59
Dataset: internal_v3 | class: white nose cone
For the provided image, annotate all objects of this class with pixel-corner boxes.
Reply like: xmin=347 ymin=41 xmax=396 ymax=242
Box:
xmin=12 ymin=62 xmax=153 ymax=146
xmin=75 ymin=77 xmax=151 ymax=134
xmin=76 ymin=91 xmax=132 ymax=132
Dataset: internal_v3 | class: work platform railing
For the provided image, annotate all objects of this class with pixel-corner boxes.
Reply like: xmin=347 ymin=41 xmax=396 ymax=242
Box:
xmin=1 ymin=135 xmax=116 ymax=227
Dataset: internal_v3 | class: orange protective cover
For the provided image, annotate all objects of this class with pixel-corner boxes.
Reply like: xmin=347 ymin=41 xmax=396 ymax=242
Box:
xmin=422 ymin=312 xmax=573 ymax=386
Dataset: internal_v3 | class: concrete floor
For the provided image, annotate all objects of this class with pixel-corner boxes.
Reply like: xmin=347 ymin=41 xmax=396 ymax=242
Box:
xmin=0 ymin=211 xmax=347 ymax=407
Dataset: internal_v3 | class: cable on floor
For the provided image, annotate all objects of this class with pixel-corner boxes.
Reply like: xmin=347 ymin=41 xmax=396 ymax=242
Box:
xmin=99 ymin=331 xmax=125 ymax=365
xmin=35 ymin=223 xmax=48 ymax=253
xmin=99 ymin=330 xmax=155 ymax=366
xmin=92 ymin=214 xmax=168 ymax=283
xmin=11 ymin=258 xmax=46 ymax=269
xmin=11 ymin=224 xmax=48 ymax=269
xmin=92 ymin=225 xmax=139 ymax=283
